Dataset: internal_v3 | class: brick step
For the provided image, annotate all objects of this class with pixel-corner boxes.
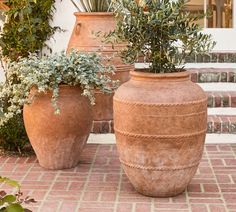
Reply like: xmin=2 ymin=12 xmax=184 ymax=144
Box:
xmin=92 ymin=115 xmax=236 ymax=134
xmin=207 ymin=91 xmax=236 ymax=107
xmin=208 ymin=115 xmax=236 ymax=134
xmin=188 ymin=68 xmax=236 ymax=83
xmin=185 ymin=52 xmax=236 ymax=63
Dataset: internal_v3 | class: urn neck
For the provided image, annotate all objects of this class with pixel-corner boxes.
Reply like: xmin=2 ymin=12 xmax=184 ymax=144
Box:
xmin=130 ymin=70 xmax=190 ymax=82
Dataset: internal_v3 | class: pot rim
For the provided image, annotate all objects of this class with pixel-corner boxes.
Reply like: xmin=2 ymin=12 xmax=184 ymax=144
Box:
xmin=74 ymin=12 xmax=114 ymax=17
xmin=130 ymin=70 xmax=189 ymax=81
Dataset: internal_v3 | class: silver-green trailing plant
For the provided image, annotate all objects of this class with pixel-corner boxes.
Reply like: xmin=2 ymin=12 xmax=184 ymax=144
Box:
xmin=107 ymin=0 xmax=216 ymax=73
xmin=0 ymin=50 xmax=118 ymax=125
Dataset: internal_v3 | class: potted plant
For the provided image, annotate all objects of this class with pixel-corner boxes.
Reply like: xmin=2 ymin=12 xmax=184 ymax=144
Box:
xmin=110 ymin=0 xmax=216 ymax=197
xmin=0 ymin=50 xmax=117 ymax=170
xmin=68 ymin=0 xmax=132 ymax=133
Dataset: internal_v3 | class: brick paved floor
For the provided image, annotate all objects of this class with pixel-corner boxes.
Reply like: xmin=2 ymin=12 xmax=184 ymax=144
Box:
xmin=0 ymin=144 xmax=236 ymax=212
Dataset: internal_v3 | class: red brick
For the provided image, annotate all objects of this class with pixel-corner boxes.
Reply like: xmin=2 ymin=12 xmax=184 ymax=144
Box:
xmin=218 ymin=145 xmax=232 ymax=151
xmin=105 ymin=174 xmax=120 ymax=182
xmin=100 ymin=192 xmax=117 ymax=201
xmin=59 ymin=202 xmax=78 ymax=212
xmin=223 ymin=194 xmax=236 ymax=203
xmin=211 ymin=159 xmax=224 ymax=166
xmin=89 ymin=174 xmax=104 ymax=182
xmin=209 ymin=205 xmax=227 ymax=212
xmin=52 ymin=182 xmax=69 ymax=190
xmin=154 ymin=204 xmax=188 ymax=209
xmin=216 ymin=175 xmax=232 ymax=183
xmin=40 ymin=201 xmax=60 ymax=212
xmin=188 ymin=193 xmax=221 ymax=198
xmin=83 ymin=192 xmax=100 ymax=201
xmin=135 ymin=203 xmax=151 ymax=212
xmin=231 ymin=92 xmax=236 ymax=107
xmin=153 ymin=198 xmax=170 ymax=203
xmin=26 ymin=156 xmax=37 ymax=163
xmin=79 ymin=209 xmax=113 ymax=212
xmin=171 ymin=193 xmax=187 ymax=203
xmin=68 ymin=182 xmax=84 ymax=190
xmin=24 ymin=172 xmax=41 ymax=181
xmin=116 ymin=203 xmax=133 ymax=212
xmin=191 ymin=205 xmax=208 ymax=212
xmin=190 ymin=199 xmax=223 ymax=203
xmin=203 ymin=184 xmax=219 ymax=192
xmin=6 ymin=157 xmax=19 ymax=163
xmin=187 ymin=184 xmax=202 ymax=192
xmin=31 ymin=190 xmax=47 ymax=200
xmin=40 ymin=173 xmax=57 ymax=181
xmin=80 ymin=203 xmax=114 ymax=208
xmin=199 ymin=167 xmax=213 ymax=174
xmin=225 ymin=159 xmax=236 ymax=165
xmin=47 ymin=193 xmax=81 ymax=201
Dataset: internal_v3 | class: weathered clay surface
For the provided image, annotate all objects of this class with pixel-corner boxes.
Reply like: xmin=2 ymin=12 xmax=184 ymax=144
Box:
xmin=67 ymin=12 xmax=132 ymax=124
xmin=23 ymin=86 xmax=92 ymax=170
xmin=113 ymin=71 xmax=207 ymax=197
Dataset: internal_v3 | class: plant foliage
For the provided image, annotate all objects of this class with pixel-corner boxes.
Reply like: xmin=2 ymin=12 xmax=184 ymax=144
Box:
xmin=71 ymin=0 xmax=112 ymax=12
xmin=0 ymin=50 xmax=118 ymax=125
xmin=0 ymin=176 xmax=36 ymax=212
xmin=0 ymin=0 xmax=58 ymax=61
xmin=108 ymin=0 xmax=216 ymax=73
xmin=0 ymin=114 xmax=29 ymax=153
xmin=0 ymin=0 xmax=58 ymax=153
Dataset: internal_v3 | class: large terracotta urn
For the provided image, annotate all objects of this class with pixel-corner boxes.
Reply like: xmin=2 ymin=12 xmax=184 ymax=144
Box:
xmin=113 ymin=70 xmax=207 ymax=197
xmin=67 ymin=12 xmax=132 ymax=133
xmin=23 ymin=86 xmax=92 ymax=170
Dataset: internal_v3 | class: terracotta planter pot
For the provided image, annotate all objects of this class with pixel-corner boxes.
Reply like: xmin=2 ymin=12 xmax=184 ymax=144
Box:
xmin=67 ymin=12 xmax=132 ymax=131
xmin=23 ymin=86 xmax=92 ymax=170
xmin=113 ymin=70 xmax=207 ymax=197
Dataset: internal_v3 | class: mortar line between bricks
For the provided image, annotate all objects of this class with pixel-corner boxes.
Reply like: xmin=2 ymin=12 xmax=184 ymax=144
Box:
xmin=220 ymin=94 xmax=223 ymax=107
xmin=205 ymin=145 xmax=229 ymax=212
xmin=151 ymin=197 xmax=155 ymax=212
xmin=38 ymin=170 xmax=61 ymax=212
xmin=228 ymin=93 xmax=232 ymax=107
xmin=113 ymin=162 xmax=123 ymax=212
xmin=75 ymin=145 xmax=100 ymax=211
xmin=0 ymin=154 xmax=12 ymax=169
xmin=220 ymin=116 xmax=223 ymax=134
xmin=184 ymin=186 xmax=191 ymax=212
xmin=18 ymin=158 xmax=35 ymax=197
xmin=212 ymin=93 xmax=215 ymax=108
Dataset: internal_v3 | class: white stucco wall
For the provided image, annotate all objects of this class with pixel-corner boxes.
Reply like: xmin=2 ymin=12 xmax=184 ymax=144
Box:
xmin=47 ymin=0 xmax=77 ymax=53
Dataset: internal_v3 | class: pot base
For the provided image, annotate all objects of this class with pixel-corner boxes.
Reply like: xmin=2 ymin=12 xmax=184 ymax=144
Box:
xmin=123 ymin=164 xmax=197 ymax=197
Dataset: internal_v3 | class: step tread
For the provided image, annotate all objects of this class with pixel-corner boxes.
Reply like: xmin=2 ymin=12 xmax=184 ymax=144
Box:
xmin=198 ymin=83 xmax=236 ymax=92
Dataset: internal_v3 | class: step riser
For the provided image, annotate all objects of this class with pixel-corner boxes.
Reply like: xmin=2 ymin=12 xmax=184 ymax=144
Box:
xmin=189 ymin=69 xmax=236 ymax=83
xmin=207 ymin=92 xmax=236 ymax=107
xmin=91 ymin=118 xmax=236 ymax=134
xmin=208 ymin=116 xmax=236 ymax=134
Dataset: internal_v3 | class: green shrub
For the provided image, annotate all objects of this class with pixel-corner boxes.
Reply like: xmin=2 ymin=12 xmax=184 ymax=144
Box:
xmin=0 ymin=114 xmax=29 ymax=154
xmin=0 ymin=0 xmax=58 ymax=153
